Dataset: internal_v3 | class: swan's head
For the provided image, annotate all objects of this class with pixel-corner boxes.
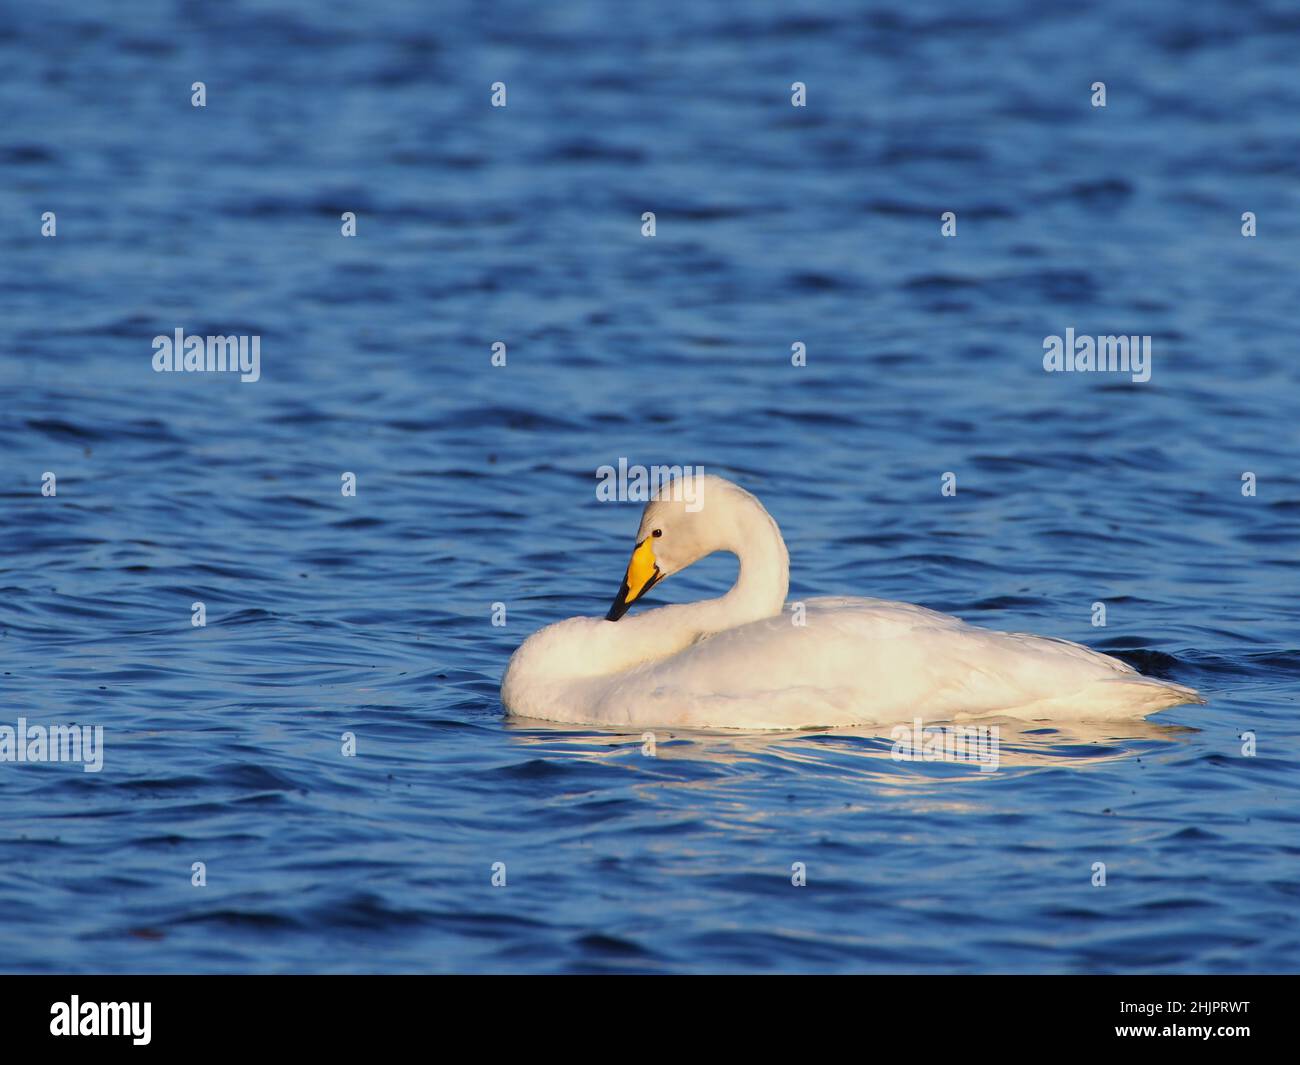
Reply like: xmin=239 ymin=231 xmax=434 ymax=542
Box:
xmin=605 ymin=474 xmax=754 ymax=621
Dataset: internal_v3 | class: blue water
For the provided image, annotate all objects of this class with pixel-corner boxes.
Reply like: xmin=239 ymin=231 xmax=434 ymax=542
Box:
xmin=2 ymin=0 xmax=1298 ymax=974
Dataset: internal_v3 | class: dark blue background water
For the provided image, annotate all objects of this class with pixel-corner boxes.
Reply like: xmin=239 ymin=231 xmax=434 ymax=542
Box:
xmin=2 ymin=0 xmax=1298 ymax=973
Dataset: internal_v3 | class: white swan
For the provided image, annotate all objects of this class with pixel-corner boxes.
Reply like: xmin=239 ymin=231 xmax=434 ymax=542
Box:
xmin=501 ymin=475 xmax=1204 ymax=730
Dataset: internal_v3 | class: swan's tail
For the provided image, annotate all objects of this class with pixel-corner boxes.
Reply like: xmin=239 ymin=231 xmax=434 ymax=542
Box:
xmin=1107 ymin=675 xmax=1205 ymax=714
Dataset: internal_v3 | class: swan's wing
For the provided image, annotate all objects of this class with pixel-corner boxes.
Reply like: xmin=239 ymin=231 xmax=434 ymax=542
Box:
xmin=589 ymin=597 xmax=1190 ymax=728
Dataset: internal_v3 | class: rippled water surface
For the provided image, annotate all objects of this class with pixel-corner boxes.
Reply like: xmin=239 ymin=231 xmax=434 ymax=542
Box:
xmin=2 ymin=0 xmax=1298 ymax=973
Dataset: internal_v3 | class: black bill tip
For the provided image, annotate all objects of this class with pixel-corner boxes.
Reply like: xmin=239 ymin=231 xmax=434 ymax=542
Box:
xmin=605 ymin=570 xmax=661 ymax=622
xmin=605 ymin=579 xmax=633 ymax=622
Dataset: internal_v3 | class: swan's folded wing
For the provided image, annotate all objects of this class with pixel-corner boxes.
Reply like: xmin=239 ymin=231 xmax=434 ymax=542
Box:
xmin=589 ymin=597 xmax=1191 ymax=728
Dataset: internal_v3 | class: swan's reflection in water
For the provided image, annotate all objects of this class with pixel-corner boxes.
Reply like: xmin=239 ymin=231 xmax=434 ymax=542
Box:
xmin=504 ymin=713 xmax=1197 ymax=779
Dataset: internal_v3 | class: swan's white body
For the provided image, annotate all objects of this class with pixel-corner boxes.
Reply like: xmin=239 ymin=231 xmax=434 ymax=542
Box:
xmin=501 ymin=476 xmax=1202 ymax=730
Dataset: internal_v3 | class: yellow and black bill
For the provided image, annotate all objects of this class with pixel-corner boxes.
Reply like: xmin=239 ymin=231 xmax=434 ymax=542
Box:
xmin=605 ymin=536 xmax=663 ymax=621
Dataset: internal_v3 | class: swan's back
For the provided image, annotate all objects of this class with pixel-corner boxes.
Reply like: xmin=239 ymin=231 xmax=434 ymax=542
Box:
xmin=534 ymin=598 xmax=1201 ymax=730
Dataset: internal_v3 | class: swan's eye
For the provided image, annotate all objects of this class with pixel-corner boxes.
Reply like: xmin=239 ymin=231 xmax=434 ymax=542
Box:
xmin=652 ymin=529 xmax=662 ymax=538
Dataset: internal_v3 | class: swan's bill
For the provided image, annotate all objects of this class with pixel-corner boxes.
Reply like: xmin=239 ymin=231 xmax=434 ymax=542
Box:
xmin=606 ymin=536 xmax=662 ymax=621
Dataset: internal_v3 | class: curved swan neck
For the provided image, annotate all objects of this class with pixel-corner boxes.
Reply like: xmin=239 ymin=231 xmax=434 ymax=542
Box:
xmin=661 ymin=489 xmax=788 ymax=638
xmin=499 ymin=483 xmax=792 ymax=704
xmin=720 ymin=502 xmax=789 ymax=621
